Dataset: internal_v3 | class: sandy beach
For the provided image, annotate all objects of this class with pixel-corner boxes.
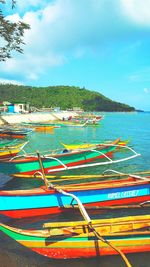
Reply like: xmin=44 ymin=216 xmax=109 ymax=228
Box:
xmin=0 ymin=111 xmax=78 ymax=125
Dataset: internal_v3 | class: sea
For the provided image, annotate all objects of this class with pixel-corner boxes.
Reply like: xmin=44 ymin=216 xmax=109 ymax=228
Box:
xmin=0 ymin=112 xmax=150 ymax=267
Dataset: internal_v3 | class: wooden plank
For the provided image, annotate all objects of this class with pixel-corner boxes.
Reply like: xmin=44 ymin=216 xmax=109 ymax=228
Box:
xmin=43 ymin=214 xmax=150 ymax=228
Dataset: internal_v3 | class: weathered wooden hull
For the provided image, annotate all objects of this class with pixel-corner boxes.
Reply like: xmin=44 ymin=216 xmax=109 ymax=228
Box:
xmin=0 ymin=215 xmax=150 ymax=259
xmin=0 ymin=177 xmax=150 ymax=218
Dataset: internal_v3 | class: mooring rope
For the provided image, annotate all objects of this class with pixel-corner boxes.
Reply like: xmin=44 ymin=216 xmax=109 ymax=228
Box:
xmin=37 ymin=152 xmax=133 ymax=267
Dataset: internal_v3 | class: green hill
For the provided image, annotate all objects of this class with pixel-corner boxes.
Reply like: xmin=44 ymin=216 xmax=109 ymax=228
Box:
xmin=0 ymin=84 xmax=135 ymax=112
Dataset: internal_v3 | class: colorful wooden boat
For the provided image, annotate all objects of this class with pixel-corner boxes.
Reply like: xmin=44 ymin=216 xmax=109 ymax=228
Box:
xmin=0 ymin=214 xmax=150 ymax=259
xmin=0 ymin=127 xmax=33 ymax=139
xmin=21 ymin=122 xmax=60 ymax=132
xmin=33 ymin=125 xmax=56 ymax=133
xmin=57 ymin=121 xmax=88 ymax=127
xmin=73 ymin=115 xmax=104 ymax=126
xmin=0 ymin=141 xmax=28 ymax=161
xmin=61 ymin=138 xmax=128 ymax=150
xmin=0 ymin=175 xmax=150 ymax=218
xmin=0 ymin=139 xmax=139 ymax=177
xmin=39 ymin=120 xmax=88 ymax=127
xmin=40 ymin=114 xmax=102 ymax=127
xmin=61 ymin=142 xmax=97 ymax=150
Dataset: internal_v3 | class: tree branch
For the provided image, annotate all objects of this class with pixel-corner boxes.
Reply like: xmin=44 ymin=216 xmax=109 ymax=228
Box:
xmin=0 ymin=0 xmax=30 ymax=61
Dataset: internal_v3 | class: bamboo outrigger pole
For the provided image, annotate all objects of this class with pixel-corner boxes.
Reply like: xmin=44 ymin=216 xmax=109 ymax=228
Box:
xmin=37 ymin=151 xmax=132 ymax=267
xmin=37 ymin=151 xmax=49 ymax=190
xmin=30 ymin=169 xmax=150 ymax=183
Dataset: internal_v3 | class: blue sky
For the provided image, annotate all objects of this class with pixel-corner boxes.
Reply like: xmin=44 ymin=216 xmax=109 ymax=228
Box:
xmin=1 ymin=0 xmax=150 ymax=111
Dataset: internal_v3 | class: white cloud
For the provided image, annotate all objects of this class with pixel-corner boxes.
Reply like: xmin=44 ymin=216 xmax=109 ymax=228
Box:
xmin=1 ymin=0 xmax=150 ymax=83
xmin=0 ymin=79 xmax=23 ymax=85
xmin=144 ymin=88 xmax=149 ymax=93
xmin=121 ymin=0 xmax=150 ymax=26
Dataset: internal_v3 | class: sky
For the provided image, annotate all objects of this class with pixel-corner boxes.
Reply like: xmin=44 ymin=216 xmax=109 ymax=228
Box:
xmin=1 ymin=0 xmax=150 ymax=111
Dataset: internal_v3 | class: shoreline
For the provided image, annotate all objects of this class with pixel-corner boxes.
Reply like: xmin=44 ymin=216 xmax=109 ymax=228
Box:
xmin=0 ymin=111 xmax=78 ymax=125
xmin=0 ymin=110 xmax=140 ymax=126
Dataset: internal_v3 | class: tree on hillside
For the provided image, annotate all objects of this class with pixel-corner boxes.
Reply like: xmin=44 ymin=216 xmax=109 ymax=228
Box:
xmin=0 ymin=0 xmax=30 ymax=61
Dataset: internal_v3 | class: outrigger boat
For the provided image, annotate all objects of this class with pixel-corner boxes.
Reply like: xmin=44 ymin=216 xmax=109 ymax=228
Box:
xmin=1 ymin=174 xmax=149 ymax=265
xmin=33 ymin=119 xmax=88 ymax=128
xmin=20 ymin=122 xmax=60 ymax=132
xmin=0 ymin=214 xmax=150 ymax=259
xmin=0 ymin=127 xmax=33 ymax=139
xmin=0 ymin=171 xmax=150 ymax=218
xmin=0 ymin=141 xmax=28 ymax=161
xmin=0 ymin=139 xmax=139 ymax=177
xmin=49 ymin=120 xmax=88 ymax=127
xmin=72 ymin=114 xmax=104 ymax=126
xmin=61 ymin=138 xmax=128 ymax=150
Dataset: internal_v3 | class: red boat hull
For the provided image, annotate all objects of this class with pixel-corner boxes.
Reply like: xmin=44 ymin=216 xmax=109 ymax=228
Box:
xmin=32 ymin=245 xmax=150 ymax=259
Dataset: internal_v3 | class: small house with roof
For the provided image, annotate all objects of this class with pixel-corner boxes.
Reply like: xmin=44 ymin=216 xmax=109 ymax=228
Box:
xmin=0 ymin=101 xmax=30 ymax=114
xmin=7 ymin=102 xmax=30 ymax=113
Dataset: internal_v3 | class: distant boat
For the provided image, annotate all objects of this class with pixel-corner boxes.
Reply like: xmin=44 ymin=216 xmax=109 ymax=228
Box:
xmin=61 ymin=138 xmax=128 ymax=150
xmin=0 ymin=127 xmax=33 ymax=139
xmin=53 ymin=121 xmax=88 ymax=127
xmin=73 ymin=114 xmax=104 ymax=126
xmin=21 ymin=122 xmax=60 ymax=131
xmin=22 ymin=120 xmax=87 ymax=128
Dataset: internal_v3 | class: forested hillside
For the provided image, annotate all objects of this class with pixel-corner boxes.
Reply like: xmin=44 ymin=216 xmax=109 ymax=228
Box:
xmin=0 ymin=84 xmax=135 ymax=111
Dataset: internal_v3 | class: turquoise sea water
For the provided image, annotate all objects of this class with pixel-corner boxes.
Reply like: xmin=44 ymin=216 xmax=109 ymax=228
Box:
xmin=24 ymin=111 xmax=150 ymax=176
xmin=0 ymin=112 xmax=150 ymax=267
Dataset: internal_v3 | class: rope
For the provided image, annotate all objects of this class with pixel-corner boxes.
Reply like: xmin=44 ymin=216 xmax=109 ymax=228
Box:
xmin=57 ymin=188 xmax=133 ymax=267
xmin=88 ymin=222 xmax=132 ymax=267
xmin=37 ymin=151 xmax=49 ymax=190
xmin=37 ymin=152 xmax=133 ymax=267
